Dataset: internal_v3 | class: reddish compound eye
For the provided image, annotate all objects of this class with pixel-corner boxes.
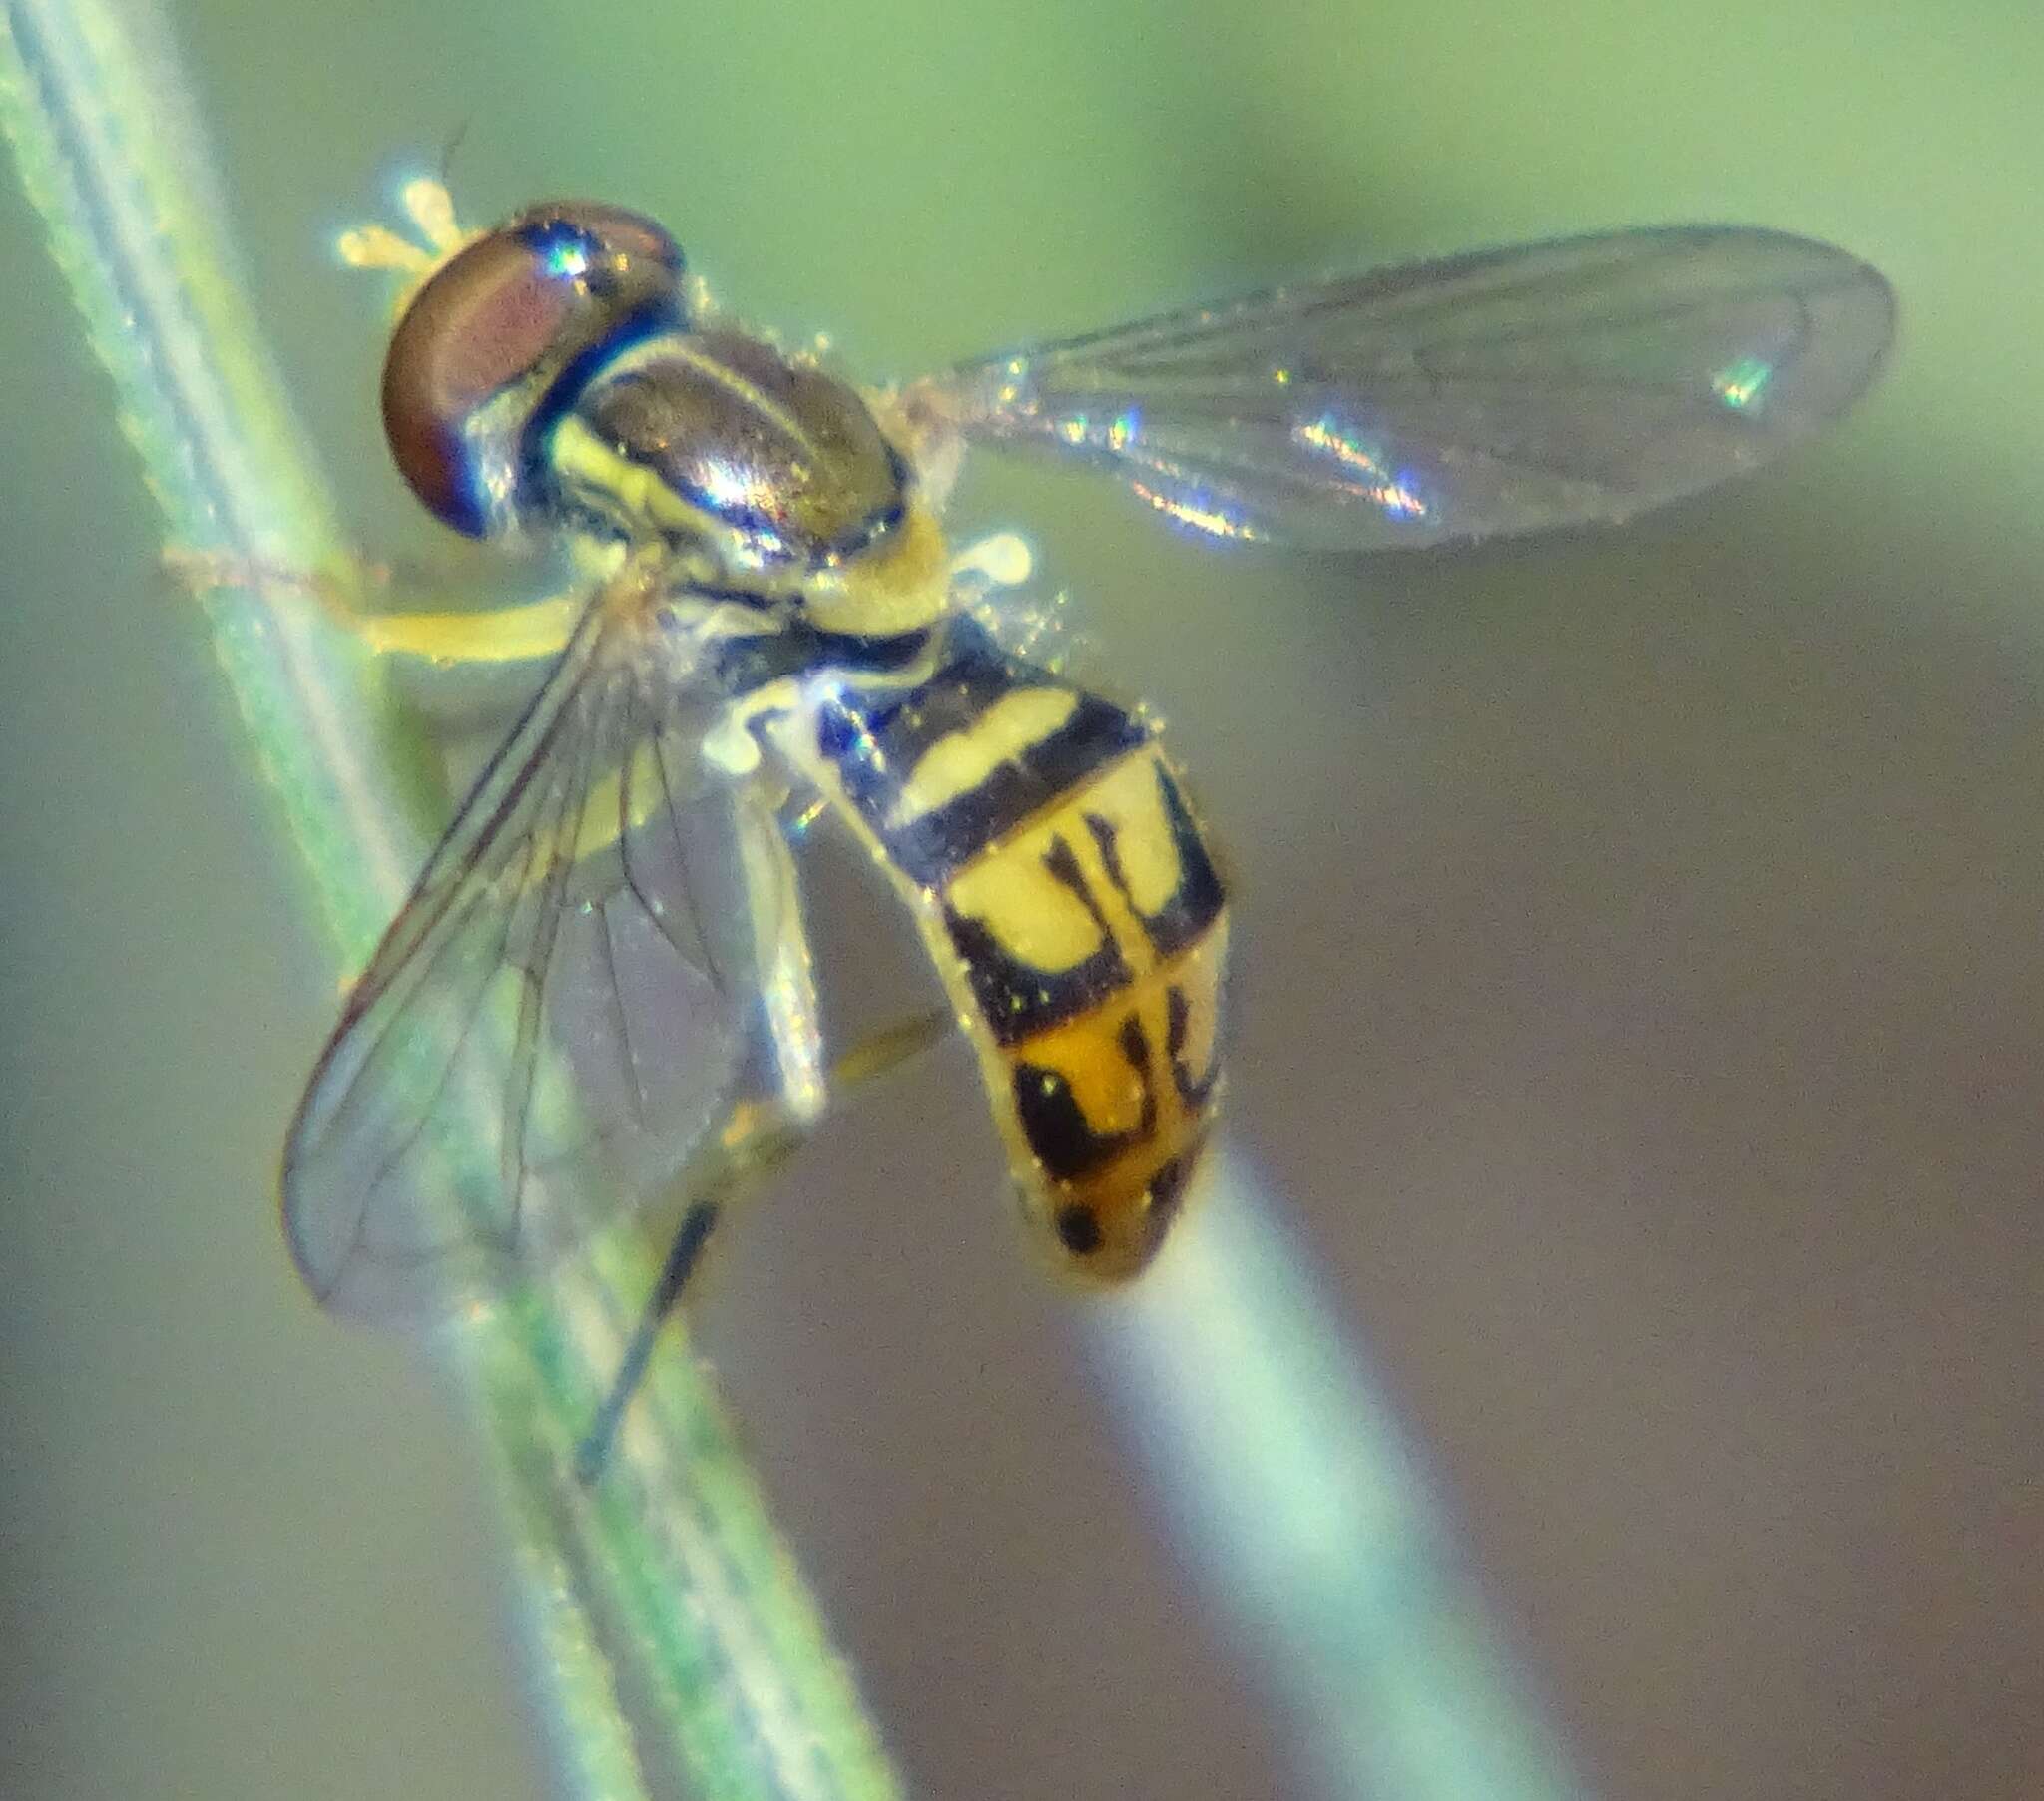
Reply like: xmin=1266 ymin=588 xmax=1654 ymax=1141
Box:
xmin=379 ymin=203 xmax=685 ymax=536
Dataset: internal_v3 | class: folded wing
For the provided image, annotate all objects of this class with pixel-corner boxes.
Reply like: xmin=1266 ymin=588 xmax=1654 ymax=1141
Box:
xmin=282 ymin=573 xmax=796 ymax=1324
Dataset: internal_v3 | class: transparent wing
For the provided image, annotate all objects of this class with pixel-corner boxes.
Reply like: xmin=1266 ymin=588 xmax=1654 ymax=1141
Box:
xmin=282 ymin=572 xmax=796 ymax=1324
xmin=920 ymin=225 xmax=1893 ymax=549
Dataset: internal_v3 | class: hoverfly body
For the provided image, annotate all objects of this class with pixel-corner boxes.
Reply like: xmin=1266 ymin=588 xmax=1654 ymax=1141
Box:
xmin=285 ymin=179 xmax=1891 ymax=1454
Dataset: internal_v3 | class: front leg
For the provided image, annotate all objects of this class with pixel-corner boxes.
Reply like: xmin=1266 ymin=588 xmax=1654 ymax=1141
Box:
xmin=167 ymin=545 xmax=590 ymax=714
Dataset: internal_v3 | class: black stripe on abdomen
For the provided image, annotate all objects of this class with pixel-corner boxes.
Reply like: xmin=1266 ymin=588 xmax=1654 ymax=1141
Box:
xmin=1082 ymin=760 xmax=1225 ymax=958
xmin=943 ymin=833 xmax=1134 ymax=1046
xmin=1011 ymin=1015 xmax=1156 ymax=1181
xmin=813 ymin=616 xmax=1149 ymax=887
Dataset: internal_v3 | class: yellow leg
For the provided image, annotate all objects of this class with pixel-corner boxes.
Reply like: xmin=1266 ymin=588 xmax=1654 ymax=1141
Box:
xmin=709 ymin=1003 xmax=953 ymax=1170
xmin=166 ymin=546 xmax=585 ymax=671
xmin=353 ymin=594 xmax=581 ymax=667
xmin=830 ymin=1004 xmax=956 ymax=1090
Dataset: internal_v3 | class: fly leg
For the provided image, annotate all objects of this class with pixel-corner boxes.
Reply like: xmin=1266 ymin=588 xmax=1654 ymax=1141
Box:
xmin=571 ymin=1192 xmax=733 ymax=1490
xmin=574 ymin=1003 xmax=957 ymax=1485
xmin=166 ymin=547 xmax=586 ymax=664
xmin=165 ymin=546 xmax=594 ymax=729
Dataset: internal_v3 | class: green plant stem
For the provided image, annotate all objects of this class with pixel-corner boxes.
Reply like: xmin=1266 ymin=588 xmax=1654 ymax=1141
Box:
xmin=0 ymin=2 xmax=901 ymax=1797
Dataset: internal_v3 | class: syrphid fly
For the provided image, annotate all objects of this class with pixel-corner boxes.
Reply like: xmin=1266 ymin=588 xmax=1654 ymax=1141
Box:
xmin=285 ymin=180 xmax=1891 ymax=1460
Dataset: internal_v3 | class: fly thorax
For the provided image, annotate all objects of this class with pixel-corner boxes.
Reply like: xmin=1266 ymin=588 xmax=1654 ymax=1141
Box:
xmin=548 ymin=334 xmax=955 ymax=637
xmin=562 ymin=334 xmax=901 ymax=559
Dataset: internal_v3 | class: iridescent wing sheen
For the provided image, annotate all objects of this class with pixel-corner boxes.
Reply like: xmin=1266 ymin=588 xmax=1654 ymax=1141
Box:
xmin=923 ymin=226 xmax=1893 ymax=550
xmin=282 ymin=574 xmax=799 ymax=1324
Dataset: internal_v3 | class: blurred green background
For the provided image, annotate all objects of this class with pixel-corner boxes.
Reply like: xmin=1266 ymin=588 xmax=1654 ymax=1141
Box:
xmin=2 ymin=1 xmax=2039 ymax=1797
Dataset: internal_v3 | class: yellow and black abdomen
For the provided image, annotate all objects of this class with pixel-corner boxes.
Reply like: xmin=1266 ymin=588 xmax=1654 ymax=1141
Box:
xmin=798 ymin=617 xmax=1228 ymax=1279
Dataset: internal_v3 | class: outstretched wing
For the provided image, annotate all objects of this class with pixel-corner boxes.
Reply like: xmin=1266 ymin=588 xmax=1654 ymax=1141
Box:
xmin=916 ymin=225 xmax=1892 ymax=550
xmin=282 ymin=568 xmax=800 ymax=1324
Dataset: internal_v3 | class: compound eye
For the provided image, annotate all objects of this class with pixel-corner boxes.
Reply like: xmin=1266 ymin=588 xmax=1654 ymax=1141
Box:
xmin=380 ymin=203 xmax=686 ymax=536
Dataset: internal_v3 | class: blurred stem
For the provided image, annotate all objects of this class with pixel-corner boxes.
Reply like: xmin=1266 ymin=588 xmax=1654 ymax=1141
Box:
xmin=0 ymin=2 xmax=900 ymax=1798
xmin=1089 ymin=1147 xmax=1594 ymax=1801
